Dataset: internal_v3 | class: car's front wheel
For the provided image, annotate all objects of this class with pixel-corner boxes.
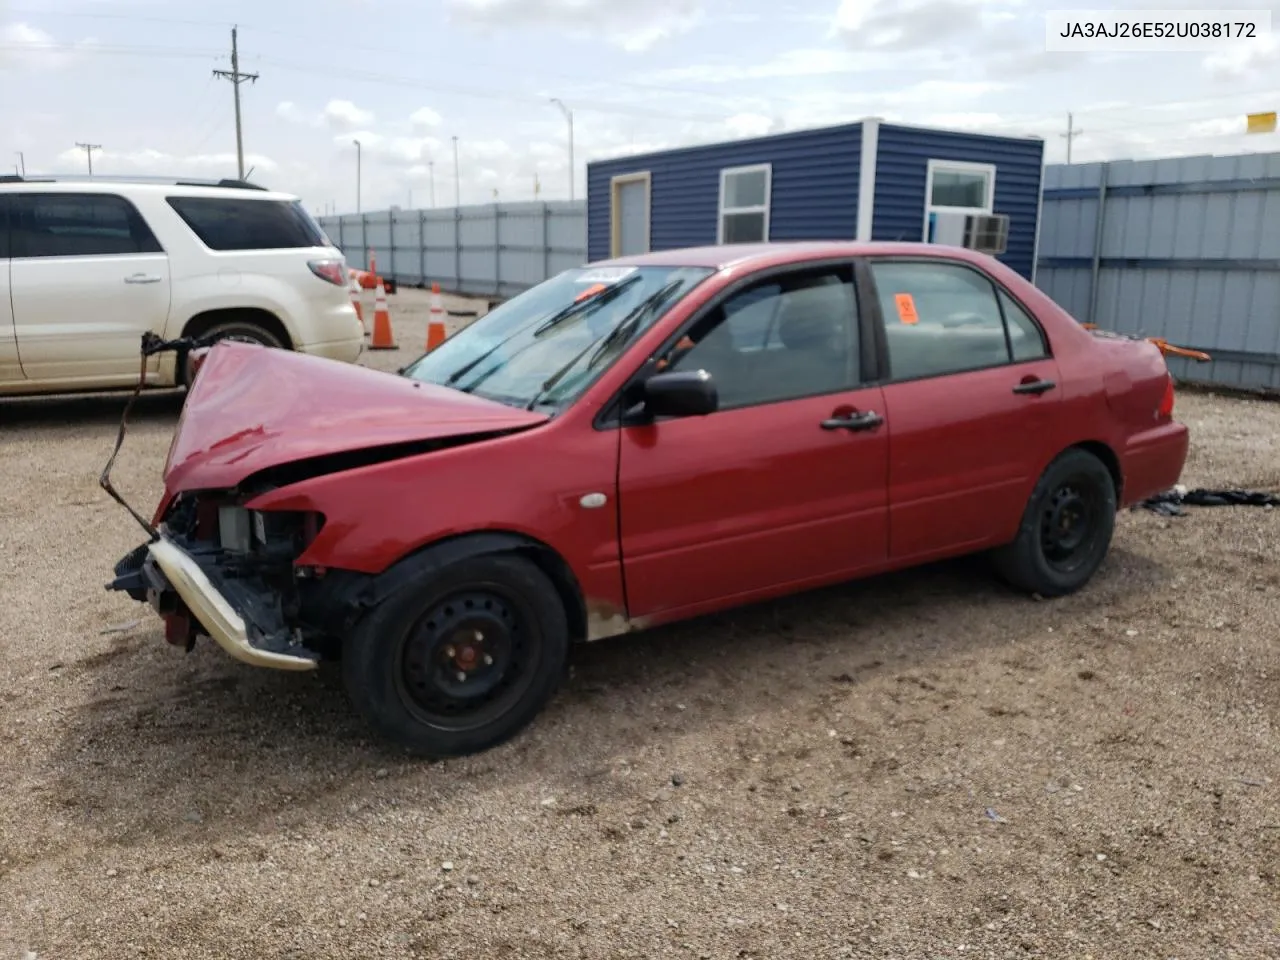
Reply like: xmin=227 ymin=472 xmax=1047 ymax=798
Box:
xmin=991 ymin=447 xmax=1117 ymax=597
xmin=341 ymin=553 xmax=570 ymax=757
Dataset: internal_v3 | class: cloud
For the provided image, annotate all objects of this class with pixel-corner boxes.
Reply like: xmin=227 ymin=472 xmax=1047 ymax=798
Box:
xmin=0 ymin=21 xmax=95 ymax=68
xmin=1203 ymin=31 xmax=1280 ymax=79
xmin=53 ymin=146 xmax=280 ymax=177
xmin=443 ymin=0 xmax=704 ymax=51
xmin=409 ymin=106 xmax=443 ymax=130
xmin=323 ymin=99 xmax=376 ymax=131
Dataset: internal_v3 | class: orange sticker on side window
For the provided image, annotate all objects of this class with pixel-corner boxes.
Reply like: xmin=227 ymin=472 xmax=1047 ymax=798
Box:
xmin=894 ymin=293 xmax=919 ymax=324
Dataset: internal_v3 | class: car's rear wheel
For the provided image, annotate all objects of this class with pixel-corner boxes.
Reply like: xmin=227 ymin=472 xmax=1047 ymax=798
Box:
xmin=991 ymin=447 xmax=1117 ymax=597
xmin=341 ymin=553 xmax=570 ymax=757
xmin=182 ymin=320 xmax=285 ymax=384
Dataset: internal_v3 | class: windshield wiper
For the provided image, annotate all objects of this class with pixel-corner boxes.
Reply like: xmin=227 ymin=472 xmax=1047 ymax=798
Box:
xmin=439 ymin=274 xmax=645 ymax=395
xmin=524 ymin=278 xmax=686 ymax=411
xmin=531 ymin=273 xmax=643 ymax=338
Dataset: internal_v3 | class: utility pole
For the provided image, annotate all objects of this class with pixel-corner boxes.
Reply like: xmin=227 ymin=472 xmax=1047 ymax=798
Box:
xmin=452 ymin=136 xmax=461 ymax=207
xmin=1061 ymin=112 xmax=1082 ymax=164
xmin=75 ymin=142 xmax=101 ymax=175
xmin=15 ymin=152 xmax=24 ymax=177
xmin=213 ymin=26 xmax=259 ymax=180
xmin=352 ymin=139 xmax=362 ymax=212
xmin=550 ymin=98 xmax=574 ymax=201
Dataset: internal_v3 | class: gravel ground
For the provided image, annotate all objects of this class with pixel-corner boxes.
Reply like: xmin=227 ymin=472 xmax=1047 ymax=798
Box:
xmin=1 ymin=290 xmax=1277 ymax=959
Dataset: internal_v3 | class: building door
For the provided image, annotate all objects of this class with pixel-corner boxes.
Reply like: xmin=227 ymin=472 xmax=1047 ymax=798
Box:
xmin=611 ymin=173 xmax=650 ymax=257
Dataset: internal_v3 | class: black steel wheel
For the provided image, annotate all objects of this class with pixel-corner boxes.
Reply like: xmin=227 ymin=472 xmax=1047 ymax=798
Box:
xmin=396 ymin=587 xmax=539 ymax=732
xmin=342 ymin=552 xmax=569 ymax=757
xmin=992 ymin=448 xmax=1117 ymax=597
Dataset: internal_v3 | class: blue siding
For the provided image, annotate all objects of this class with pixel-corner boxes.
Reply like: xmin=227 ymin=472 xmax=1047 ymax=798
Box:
xmin=872 ymin=124 xmax=1045 ymax=279
xmin=586 ymin=123 xmax=862 ymax=262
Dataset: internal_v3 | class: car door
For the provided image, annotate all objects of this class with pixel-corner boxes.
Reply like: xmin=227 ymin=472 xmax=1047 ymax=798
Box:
xmin=864 ymin=257 xmax=1067 ymax=561
xmin=0 ymin=195 xmax=21 ymax=384
xmin=617 ymin=260 xmax=889 ymax=622
xmin=9 ymin=191 xmax=171 ymax=383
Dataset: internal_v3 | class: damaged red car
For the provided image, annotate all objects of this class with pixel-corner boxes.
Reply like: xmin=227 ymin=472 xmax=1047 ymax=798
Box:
xmin=107 ymin=241 xmax=1189 ymax=757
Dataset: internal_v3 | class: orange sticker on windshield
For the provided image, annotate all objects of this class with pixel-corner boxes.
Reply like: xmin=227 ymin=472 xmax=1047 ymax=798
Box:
xmin=894 ymin=293 xmax=919 ymax=324
xmin=574 ymin=282 xmax=608 ymax=302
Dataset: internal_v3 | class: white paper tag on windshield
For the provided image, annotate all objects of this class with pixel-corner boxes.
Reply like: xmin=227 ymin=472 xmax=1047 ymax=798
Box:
xmin=575 ymin=266 xmax=637 ymax=284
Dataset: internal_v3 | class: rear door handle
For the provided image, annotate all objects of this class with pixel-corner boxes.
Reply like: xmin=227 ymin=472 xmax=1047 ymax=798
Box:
xmin=1012 ymin=378 xmax=1056 ymax=395
xmin=124 ymin=274 xmax=161 ymax=284
xmin=820 ymin=410 xmax=884 ymax=432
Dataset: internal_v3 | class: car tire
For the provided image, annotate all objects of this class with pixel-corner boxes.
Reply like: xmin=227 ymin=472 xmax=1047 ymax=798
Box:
xmin=183 ymin=320 xmax=285 ymax=384
xmin=341 ymin=553 xmax=570 ymax=758
xmin=991 ymin=447 xmax=1117 ymax=598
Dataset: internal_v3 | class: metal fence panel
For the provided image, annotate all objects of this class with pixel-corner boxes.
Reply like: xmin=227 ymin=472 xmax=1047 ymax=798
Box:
xmin=1036 ymin=150 xmax=1280 ymax=391
xmin=320 ymin=200 xmax=588 ymax=301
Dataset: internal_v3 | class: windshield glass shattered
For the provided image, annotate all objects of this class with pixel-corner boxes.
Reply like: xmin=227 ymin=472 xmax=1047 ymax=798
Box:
xmin=400 ymin=264 xmax=714 ymax=411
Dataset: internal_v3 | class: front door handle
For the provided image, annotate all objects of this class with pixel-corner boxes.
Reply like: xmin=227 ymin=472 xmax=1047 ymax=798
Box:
xmin=124 ymin=274 xmax=162 ymax=285
xmin=820 ymin=410 xmax=884 ymax=432
xmin=1012 ymin=378 xmax=1056 ymax=395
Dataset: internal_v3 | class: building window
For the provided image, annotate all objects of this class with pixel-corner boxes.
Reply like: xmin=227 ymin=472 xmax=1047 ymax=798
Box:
xmin=923 ymin=159 xmax=995 ymax=240
xmin=718 ymin=164 xmax=771 ymax=244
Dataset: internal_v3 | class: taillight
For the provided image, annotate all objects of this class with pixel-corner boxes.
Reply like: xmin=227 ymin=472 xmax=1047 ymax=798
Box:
xmin=1157 ymin=374 xmax=1175 ymax=418
xmin=308 ymin=259 xmax=347 ymax=285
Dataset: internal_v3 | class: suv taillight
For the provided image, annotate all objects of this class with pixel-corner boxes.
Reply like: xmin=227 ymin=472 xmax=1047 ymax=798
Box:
xmin=1157 ymin=374 xmax=1175 ymax=418
xmin=308 ymin=259 xmax=347 ymax=285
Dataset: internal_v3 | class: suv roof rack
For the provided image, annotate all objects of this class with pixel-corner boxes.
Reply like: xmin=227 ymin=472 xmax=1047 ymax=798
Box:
xmin=0 ymin=174 xmax=270 ymax=190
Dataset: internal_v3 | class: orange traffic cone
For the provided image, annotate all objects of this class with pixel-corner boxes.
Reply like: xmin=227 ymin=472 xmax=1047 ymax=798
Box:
xmin=349 ymin=272 xmax=366 ymax=336
xmin=426 ymin=282 xmax=447 ymax=352
xmin=368 ymin=279 xmax=398 ymax=350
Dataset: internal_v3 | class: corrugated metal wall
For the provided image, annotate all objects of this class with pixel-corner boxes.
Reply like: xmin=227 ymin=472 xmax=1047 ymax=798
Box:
xmin=872 ymin=123 xmax=1045 ymax=280
xmin=585 ymin=123 xmax=863 ymax=262
xmin=317 ymin=200 xmax=586 ymax=299
xmin=1035 ymin=151 xmax=1280 ymax=391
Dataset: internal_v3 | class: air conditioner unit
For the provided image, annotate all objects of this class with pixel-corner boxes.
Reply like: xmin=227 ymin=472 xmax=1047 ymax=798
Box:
xmin=925 ymin=211 xmax=1009 ymax=255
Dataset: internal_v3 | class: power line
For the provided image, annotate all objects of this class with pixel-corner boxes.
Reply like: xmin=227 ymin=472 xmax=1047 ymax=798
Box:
xmin=212 ymin=26 xmax=258 ymax=180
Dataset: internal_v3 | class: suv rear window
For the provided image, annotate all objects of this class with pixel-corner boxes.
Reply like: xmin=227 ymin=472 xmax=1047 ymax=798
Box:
xmin=166 ymin=196 xmax=328 ymax=251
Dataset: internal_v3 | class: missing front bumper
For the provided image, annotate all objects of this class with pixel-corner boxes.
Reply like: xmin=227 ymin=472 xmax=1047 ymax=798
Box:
xmin=108 ymin=535 xmax=319 ymax=672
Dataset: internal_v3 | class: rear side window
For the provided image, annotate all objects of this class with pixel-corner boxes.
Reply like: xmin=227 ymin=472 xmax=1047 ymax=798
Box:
xmin=166 ymin=197 xmax=328 ymax=251
xmin=11 ymin=193 xmax=163 ymax=258
xmin=869 ymin=260 xmax=1049 ymax=382
xmin=0 ymin=196 xmax=9 ymax=259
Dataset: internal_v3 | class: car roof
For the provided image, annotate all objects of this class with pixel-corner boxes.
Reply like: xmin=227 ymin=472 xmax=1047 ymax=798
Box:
xmin=0 ymin=178 xmax=299 ymax=203
xmin=597 ymin=241 xmax=1000 ymax=272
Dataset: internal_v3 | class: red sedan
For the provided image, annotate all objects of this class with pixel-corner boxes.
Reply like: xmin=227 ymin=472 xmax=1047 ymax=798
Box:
xmin=107 ymin=241 xmax=1189 ymax=757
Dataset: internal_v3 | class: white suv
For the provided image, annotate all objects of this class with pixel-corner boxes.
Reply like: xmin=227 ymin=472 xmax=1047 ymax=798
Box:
xmin=0 ymin=176 xmax=364 ymax=397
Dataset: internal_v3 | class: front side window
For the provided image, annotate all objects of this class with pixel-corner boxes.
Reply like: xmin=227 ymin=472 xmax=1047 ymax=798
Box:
xmin=402 ymin=264 xmax=714 ymax=412
xmin=11 ymin=193 xmax=163 ymax=258
xmin=167 ymin=197 xmax=329 ymax=251
xmin=719 ymin=164 xmax=771 ymax=244
xmin=870 ymin=260 xmax=1049 ymax=382
xmin=664 ymin=266 xmax=859 ymax=409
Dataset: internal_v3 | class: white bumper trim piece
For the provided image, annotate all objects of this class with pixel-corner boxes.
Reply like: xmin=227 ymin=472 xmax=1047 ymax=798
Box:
xmin=147 ymin=537 xmax=317 ymax=672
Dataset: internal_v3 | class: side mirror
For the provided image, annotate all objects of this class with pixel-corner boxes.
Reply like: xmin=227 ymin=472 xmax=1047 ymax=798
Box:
xmin=643 ymin=369 xmax=718 ymax=418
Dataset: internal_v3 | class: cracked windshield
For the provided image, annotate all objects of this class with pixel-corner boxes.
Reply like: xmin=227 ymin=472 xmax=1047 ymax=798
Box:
xmin=401 ymin=265 xmax=713 ymax=410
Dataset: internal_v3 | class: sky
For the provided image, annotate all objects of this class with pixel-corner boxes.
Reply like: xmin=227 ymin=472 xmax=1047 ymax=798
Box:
xmin=1 ymin=0 xmax=1278 ymax=215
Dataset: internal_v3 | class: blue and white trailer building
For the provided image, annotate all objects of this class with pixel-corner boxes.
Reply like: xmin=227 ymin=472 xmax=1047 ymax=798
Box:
xmin=586 ymin=118 xmax=1046 ymax=280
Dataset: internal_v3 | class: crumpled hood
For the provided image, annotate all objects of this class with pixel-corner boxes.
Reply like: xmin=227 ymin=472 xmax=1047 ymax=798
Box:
xmin=161 ymin=341 xmax=549 ymax=495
